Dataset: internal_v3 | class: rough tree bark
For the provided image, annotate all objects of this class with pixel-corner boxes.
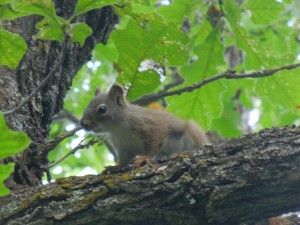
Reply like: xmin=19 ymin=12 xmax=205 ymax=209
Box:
xmin=1 ymin=127 xmax=300 ymax=225
xmin=0 ymin=1 xmax=118 ymax=185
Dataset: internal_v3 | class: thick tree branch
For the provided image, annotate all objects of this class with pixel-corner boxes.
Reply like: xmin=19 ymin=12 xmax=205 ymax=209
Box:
xmin=1 ymin=126 xmax=300 ymax=225
xmin=132 ymin=63 xmax=300 ymax=105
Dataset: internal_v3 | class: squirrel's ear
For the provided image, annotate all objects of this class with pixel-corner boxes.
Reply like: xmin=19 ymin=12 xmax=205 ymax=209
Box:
xmin=108 ymin=84 xmax=126 ymax=106
xmin=95 ymin=88 xmax=101 ymax=96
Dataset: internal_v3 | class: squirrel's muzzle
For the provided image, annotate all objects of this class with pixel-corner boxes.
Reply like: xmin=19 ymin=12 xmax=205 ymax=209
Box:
xmin=80 ymin=118 xmax=90 ymax=130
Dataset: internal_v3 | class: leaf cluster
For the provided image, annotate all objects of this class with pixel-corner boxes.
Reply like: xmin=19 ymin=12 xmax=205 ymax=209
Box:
xmin=68 ymin=0 xmax=300 ymax=136
xmin=0 ymin=0 xmax=121 ymax=67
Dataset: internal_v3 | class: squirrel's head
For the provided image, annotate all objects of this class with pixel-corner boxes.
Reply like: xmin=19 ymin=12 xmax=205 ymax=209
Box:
xmin=80 ymin=84 xmax=127 ymax=132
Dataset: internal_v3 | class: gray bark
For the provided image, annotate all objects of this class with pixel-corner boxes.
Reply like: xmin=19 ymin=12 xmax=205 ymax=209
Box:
xmin=1 ymin=126 xmax=300 ymax=225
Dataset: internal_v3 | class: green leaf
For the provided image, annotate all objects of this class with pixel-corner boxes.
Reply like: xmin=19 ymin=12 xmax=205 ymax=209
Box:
xmin=224 ymin=0 xmax=299 ymax=115
xmin=211 ymin=95 xmax=241 ymax=138
xmin=111 ymin=16 xmax=189 ymax=99
xmin=0 ymin=30 xmax=27 ymax=68
xmin=224 ymin=0 xmax=272 ymax=69
xmin=256 ymin=27 xmax=296 ymax=63
xmin=225 ymin=0 xmax=242 ymax=22
xmin=190 ymin=18 xmax=212 ymax=47
xmin=0 ymin=113 xmax=31 ymax=160
xmin=0 ymin=163 xmax=14 ymax=196
xmin=167 ymin=28 xmax=225 ymax=130
xmin=12 ymin=0 xmax=57 ymax=19
xmin=0 ymin=4 xmax=29 ymax=20
xmin=245 ymin=0 xmax=284 ymax=24
xmin=36 ymin=17 xmax=65 ymax=41
xmin=93 ymin=39 xmax=118 ymax=62
xmin=71 ymin=22 xmax=93 ymax=46
xmin=211 ymin=79 xmax=255 ymax=138
xmin=255 ymin=67 xmax=300 ymax=115
xmin=259 ymin=102 xmax=299 ymax=129
xmin=74 ymin=0 xmax=120 ymax=16
xmin=0 ymin=113 xmax=30 ymax=196
xmin=126 ymin=2 xmax=155 ymax=15
xmin=234 ymin=25 xmax=268 ymax=69
xmin=158 ymin=0 xmax=203 ymax=27
xmin=0 ymin=0 xmax=10 ymax=4
xmin=158 ymin=0 xmax=207 ymax=27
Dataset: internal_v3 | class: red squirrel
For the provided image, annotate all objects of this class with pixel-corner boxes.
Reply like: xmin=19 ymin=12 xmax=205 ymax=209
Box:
xmin=80 ymin=84 xmax=208 ymax=172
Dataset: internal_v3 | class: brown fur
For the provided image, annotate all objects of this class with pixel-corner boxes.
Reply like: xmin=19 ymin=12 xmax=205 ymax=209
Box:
xmin=81 ymin=84 xmax=209 ymax=169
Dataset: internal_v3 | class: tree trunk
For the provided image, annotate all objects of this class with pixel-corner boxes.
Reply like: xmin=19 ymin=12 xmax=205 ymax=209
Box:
xmin=0 ymin=1 xmax=118 ymax=185
xmin=1 ymin=126 xmax=300 ymax=225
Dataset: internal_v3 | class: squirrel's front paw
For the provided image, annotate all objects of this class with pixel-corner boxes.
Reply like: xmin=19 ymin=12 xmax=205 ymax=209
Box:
xmin=131 ymin=155 xmax=151 ymax=168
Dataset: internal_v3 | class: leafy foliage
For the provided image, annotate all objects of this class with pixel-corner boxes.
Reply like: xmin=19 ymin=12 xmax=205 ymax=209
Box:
xmin=0 ymin=114 xmax=31 ymax=196
xmin=12 ymin=0 xmax=57 ymax=18
xmin=1 ymin=0 xmax=300 ymax=178
xmin=167 ymin=28 xmax=225 ymax=128
xmin=0 ymin=30 xmax=27 ymax=68
xmin=74 ymin=0 xmax=120 ymax=16
xmin=0 ymin=0 xmax=120 ymax=68
xmin=112 ymin=15 xmax=189 ymax=99
xmin=245 ymin=0 xmax=284 ymax=25
xmin=35 ymin=16 xmax=66 ymax=42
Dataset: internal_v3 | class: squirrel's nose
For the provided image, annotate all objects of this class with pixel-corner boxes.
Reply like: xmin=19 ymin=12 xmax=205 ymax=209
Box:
xmin=80 ymin=118 xmax=90 ymax=130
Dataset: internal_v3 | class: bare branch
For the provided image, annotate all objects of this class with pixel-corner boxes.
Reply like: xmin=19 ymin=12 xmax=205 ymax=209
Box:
xmin=132 ymin=63 xmax=300 ymax=105
xmin=45 ymin=135 xmax=104 ymax=169
xmin=44 ymin=126 xmax=82 ymax=153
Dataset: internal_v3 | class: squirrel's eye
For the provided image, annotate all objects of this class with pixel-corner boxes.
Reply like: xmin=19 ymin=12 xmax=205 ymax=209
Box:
xmin=97 ymin=105 xmax=108 ymax=114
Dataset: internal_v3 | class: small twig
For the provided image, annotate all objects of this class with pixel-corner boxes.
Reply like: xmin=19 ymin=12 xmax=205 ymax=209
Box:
xmin=45 ymin=137 xmax=101 ymax=169
xmin=162 ymin=71 xmax=184 ymax=92
xmin=132 ymin=63 xmax=300 ymax=105
xmin=44 ymin=125 xmax=82 ymax=153
xmin=2 ymin=38 xmax=69 ymax=115
xmin=42 ymin=125 xmax=82 ymax=181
